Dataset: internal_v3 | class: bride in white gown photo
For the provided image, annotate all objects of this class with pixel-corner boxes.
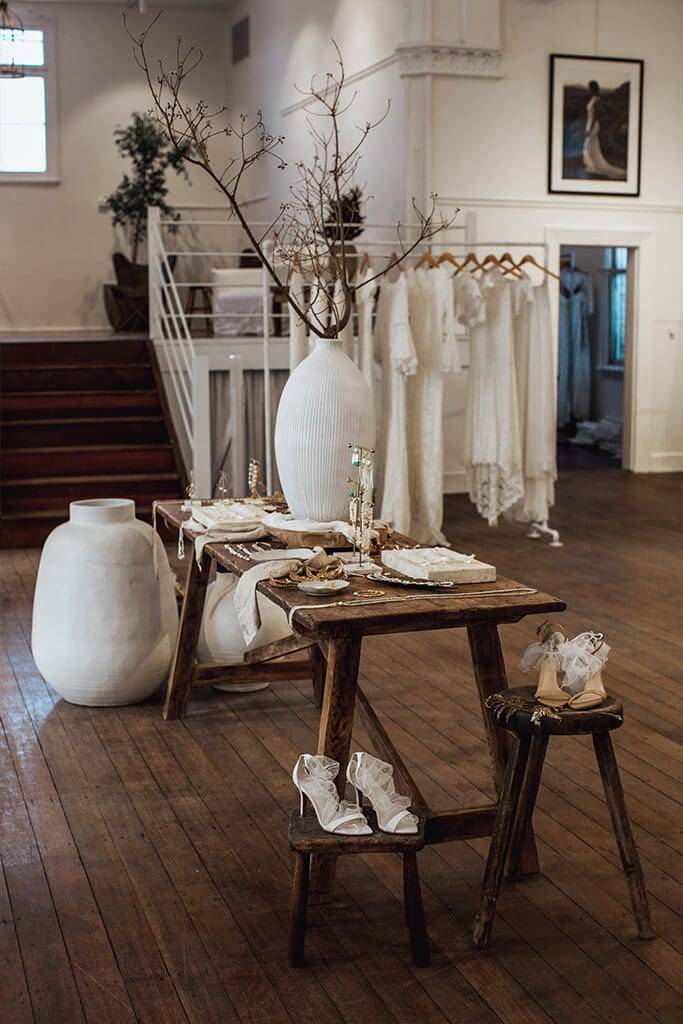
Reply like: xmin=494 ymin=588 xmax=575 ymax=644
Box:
xmin=582 ymin=80 xmax=627 ymax=180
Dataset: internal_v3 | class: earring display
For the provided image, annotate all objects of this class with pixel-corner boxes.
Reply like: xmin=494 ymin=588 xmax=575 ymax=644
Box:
xmin=347 ymin=443 xmax=376 ymax=568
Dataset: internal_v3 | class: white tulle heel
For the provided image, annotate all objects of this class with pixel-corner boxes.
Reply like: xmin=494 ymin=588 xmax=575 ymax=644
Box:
xmin=559 ymin=632 xmax=610 ymax=709
xmin=292 ymin=754 xmax=372 ymax=835
xmin=520 ymin=620 xmax=570 ymax=707
xmin=347 ymin=752 xmax=418 ymax=834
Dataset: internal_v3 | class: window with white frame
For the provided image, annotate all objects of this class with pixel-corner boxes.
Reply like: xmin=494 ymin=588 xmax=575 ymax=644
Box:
xmin=0 ymin=23 xmax=57 ymax=178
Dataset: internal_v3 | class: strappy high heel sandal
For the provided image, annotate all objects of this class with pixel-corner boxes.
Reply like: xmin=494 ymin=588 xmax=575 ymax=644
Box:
xmin=292 ymin=754 xmax=372 ymax=835
xmin=520 ymin=620 xmax=570 ymax=707
xmin=347 ymin=752 xmax=418 ymax=834
xmin=558 ymin=631 xmax=610 ymax=710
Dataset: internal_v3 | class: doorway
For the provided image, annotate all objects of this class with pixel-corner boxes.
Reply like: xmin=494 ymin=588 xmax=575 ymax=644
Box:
xmin=557 ymin=243 xmax=633 ymax=470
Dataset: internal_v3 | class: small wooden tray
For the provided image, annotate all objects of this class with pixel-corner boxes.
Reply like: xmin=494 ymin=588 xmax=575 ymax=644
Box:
xmin=267 ymin=522 xmax=391 ymax=551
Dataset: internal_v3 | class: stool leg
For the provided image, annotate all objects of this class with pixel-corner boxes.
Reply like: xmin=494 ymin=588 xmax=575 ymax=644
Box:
xmin=592 ymin=732 xmax=655 ymax=940
xmin=288 ymin=853 xmax=310 ymax=967
xmin=506 ymin=735 xmax=548 ymax=882
xmin=403 ymin=852 xmax=430 ymax=967
xmin=472 ymin=733 xmax=531 ymax=949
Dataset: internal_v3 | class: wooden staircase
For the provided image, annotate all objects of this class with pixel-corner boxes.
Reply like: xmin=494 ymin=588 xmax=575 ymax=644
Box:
xmin=1 ymin=335 xmax=186 ymax=548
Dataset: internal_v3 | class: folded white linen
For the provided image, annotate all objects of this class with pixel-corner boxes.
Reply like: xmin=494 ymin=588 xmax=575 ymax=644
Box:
xmin=234 ymin=560 xmax=300 ymax=645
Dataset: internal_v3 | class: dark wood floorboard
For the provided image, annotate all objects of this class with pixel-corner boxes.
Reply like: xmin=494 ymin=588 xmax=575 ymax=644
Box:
xmin=0 ymin=468 xmax=681 ymax=1023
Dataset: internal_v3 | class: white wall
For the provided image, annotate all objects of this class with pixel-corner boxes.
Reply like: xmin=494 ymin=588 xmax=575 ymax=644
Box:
xmin=429 ymin=0 xmax=683 ymax=474
xmin=0 ymin=4 xmax=230 ymax=331
xmin=225 ymin=0 xmax=409 ymax=229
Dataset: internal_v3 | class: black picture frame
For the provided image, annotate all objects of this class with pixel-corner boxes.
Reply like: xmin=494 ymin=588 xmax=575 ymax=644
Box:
xmin=548 ymin=54 xmax=644 ymax=197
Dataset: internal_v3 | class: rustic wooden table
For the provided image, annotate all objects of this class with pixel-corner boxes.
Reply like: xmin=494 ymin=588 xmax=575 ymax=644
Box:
xmin=156 ymin=501 xmax=566 ymax=898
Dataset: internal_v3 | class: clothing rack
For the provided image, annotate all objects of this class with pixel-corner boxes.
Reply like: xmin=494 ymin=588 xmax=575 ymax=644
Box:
xmin=151 ymin=207 xmax=561 ymax=546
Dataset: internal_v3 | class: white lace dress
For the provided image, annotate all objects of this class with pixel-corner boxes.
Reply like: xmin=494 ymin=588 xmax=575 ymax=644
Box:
xmin=406 ymin=265 xmax=461 ymax=544
xmin=375 ymin=273 xmax=417 ymax=535
xmin=460 ymin=269 xmax=524 ymax=525
xmin=507 ymin=278 xmax=557 ymax=524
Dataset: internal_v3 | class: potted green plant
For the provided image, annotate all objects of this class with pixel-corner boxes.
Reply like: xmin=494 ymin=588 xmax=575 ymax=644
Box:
xmin=104 ymin=112 xmax=192 ymax=330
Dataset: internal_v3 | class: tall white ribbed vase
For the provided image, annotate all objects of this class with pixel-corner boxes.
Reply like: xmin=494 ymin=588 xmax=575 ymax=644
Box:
xmin=274 ymin=337 xmax=375 ymax=521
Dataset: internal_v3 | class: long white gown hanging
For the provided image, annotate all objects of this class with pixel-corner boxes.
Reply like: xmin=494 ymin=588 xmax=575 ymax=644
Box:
xmin=507 ymin=277 xmax=557 ymax=524
xmin=557 ymin=268 xmax=593 ymax=426
xmin=406 ymin=265 xmax=461 ymax=544
xmin=288 ymin=268 xmax=308 ymax=371
xmin=375 ymin=273 xmax=417 ymax=536
xmin=460 ymin=269 xmax=524 ymax=526
xmin=354 ymin=264 xmax=379 ymax=395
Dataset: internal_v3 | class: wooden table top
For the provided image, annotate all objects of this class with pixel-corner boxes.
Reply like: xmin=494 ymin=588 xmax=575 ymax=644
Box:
xmin=156 ymin=501 xmax=566 ymax=639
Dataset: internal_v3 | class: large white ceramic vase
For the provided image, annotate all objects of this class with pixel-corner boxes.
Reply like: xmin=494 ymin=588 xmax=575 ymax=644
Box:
xmin=197 ymin=572 xmax=291 ymax=693
xmin=274 ymin=337 xmax=375 ymax=521
xmin=31 ymin=498 xmax=179 ymax=706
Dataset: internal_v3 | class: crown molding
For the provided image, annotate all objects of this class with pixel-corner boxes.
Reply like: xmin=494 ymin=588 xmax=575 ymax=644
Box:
xmin=397 ymin=42 xmax=502 ymax=79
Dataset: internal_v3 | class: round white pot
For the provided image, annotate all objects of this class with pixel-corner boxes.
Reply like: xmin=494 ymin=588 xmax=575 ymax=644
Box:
xmin=274 ymin=337 xmax=375 ymax=521
xmin=31 ymin=499 xmax=179 ymax=706
xmin=197 ymin=571 xmax=291 ymax=692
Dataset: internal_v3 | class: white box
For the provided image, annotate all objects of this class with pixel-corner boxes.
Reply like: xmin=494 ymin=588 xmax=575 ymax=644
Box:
xmin=381 ymin=547 xmax=496 ymax=583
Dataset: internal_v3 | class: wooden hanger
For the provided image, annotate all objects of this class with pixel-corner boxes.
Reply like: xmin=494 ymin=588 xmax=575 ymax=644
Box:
xmin=357 ymin=250 xmax=370 ymax=276
xmin=454 ymin=251 xmax=483 ymax=275
xmin=437 ymin=252 xmax=459 ymax=269
xmin=414 ymin=250 xmax=437 ymax=270
xmin=514 ymin=253 xmax=560 ymax=281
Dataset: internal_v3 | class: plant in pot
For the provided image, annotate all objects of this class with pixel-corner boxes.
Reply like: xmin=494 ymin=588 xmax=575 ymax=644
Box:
xmin=127 ymin=16 xmax=452 ymax=517
xmin=104 ymin=111 xmax=192 ymax=331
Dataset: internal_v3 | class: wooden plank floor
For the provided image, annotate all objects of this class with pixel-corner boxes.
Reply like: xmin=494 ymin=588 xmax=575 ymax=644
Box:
xmin=0 ymin=467 xmax=681 ymax=1024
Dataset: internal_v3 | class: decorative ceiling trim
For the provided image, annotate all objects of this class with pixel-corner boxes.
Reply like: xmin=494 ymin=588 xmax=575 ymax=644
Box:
xmin=397 ymin=42 xmax=502 ymax=80
xmin=435 ymin=194 xmax=683 ymax=215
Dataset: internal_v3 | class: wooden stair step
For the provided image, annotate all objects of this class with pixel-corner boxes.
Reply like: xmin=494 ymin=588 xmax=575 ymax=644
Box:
xmin=0 ymin=337 xmax=150 ymax=365
xmin=1 ymin=473 xmax=182 ymax=512
xmin=3 ymin=364 xmax=155 ymax=392
xmin=3 ymin=416 xmax=168 ymax=447
xmin=2 ymin=444 xmax=177 ymax=477
xmin=1 ymin=389 xmax=161 ymax=420
xmin=0 ymin=504 xmax=165 ymax=550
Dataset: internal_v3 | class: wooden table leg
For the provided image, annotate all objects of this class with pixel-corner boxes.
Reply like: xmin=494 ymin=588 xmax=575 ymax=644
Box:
xmin=163 ymin=552 xmax=211 ymax=720
xmin=308 ymin=641 xmax=327 ymax=710
xmin=403 ymin=852 xmax=430 ymax=967
xmin=309 ymin=636 xmax=362 ymax=901
xmin=592 ymin=732 xmax=655 ymax=940
xmin=467 ymin=622 xmax=540 ymax=876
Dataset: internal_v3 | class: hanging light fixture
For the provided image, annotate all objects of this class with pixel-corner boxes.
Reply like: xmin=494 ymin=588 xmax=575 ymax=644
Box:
xmin=0 ymin=0 xmax=25 ymax=79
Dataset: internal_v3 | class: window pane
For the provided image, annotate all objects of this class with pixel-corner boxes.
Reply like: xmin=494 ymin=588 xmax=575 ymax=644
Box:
xmin=0 ymin=123 xmax=46 ymax=172
xmin=615 ymin=246 xmax=628 ymax=270
xmin=0 ymin=75 xmax=45 ymax=125
xmin=0 ymin=29 xmax=45 ymax=68
xmin=610 ymin=271 xmax=627 ymax=363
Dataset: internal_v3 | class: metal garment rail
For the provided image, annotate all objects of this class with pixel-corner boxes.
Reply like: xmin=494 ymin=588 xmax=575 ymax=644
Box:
xmin=149 ymin=206 xmax=560 ymax=543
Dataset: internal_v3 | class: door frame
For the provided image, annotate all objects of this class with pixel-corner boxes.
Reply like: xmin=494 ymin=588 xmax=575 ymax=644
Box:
xmin=544 ymin=225 xmax=653 ymax=472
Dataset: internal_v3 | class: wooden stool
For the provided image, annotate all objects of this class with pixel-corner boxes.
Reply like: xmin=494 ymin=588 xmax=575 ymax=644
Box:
xmin=472 ymin=685 xmax=655 ymax=949
xmin=288 ymin=809 xmax=430 ymax=967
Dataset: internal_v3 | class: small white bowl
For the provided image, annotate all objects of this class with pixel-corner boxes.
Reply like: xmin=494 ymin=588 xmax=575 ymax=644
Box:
xmin=297 ymin=579 xmax=350 ymax=596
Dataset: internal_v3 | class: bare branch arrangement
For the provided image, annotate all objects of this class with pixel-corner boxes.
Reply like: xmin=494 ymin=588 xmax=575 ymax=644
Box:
xmin=126 ymin=14 xmax=454 ymax=338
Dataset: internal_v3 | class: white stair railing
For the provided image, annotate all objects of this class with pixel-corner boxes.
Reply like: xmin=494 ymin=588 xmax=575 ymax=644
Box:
xmin=149 ymin=206 xmax=249 ymax=497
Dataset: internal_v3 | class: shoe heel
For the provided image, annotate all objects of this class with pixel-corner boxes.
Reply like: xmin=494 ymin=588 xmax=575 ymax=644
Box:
xmin=353 ymin=784 xmax=362 ymax=808
xmin=299 ymin=789 xmax=306 ymax=816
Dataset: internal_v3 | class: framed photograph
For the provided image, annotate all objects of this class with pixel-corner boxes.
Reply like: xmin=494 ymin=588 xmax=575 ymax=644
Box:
xmin=548 ymin=54 xmax=644 ymax=196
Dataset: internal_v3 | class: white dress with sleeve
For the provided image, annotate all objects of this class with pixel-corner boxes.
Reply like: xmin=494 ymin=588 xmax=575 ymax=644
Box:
xmin=375 ymin=273 xmax=417 ymax=535
xmin=462 ymin=269 xmax=524 ymax=526
xmin=354 ymin=264 xmax=379 ymax=395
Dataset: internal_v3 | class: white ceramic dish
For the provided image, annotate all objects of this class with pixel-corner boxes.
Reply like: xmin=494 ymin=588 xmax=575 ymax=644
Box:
xmin=297 ymin=579 xmax=350 ymax=596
